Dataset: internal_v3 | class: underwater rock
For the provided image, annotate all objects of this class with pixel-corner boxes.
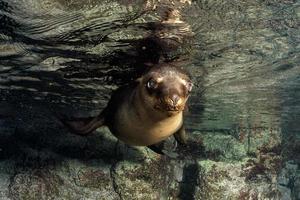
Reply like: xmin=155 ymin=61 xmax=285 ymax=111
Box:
xmin=197 ymin=159 xmax=289 ymax=200
xmin=193 ymin=131 xmax=247 ymax=161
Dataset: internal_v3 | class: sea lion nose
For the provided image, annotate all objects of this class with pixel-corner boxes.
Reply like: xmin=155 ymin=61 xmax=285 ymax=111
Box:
xmin=170 ymin=94 xmax=180 ymax=106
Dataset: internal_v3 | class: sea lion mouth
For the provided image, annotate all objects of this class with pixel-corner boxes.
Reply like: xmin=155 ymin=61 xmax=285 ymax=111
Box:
xmin=157 ymin=97 xmax=185 ymax=112
xmin=165 ymin=107 xmax=181 ymax=112
xmin=154 ymin=104 xmax=182 ymax=113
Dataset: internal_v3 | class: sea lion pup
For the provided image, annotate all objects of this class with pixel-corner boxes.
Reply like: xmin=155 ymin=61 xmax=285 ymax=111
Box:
xmin=62 ymin=63 xmax=193 ymax=154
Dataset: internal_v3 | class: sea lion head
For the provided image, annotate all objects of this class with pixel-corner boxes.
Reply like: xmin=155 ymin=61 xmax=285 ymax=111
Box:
xmin=137 ymin=63 xmax=193 ymax=116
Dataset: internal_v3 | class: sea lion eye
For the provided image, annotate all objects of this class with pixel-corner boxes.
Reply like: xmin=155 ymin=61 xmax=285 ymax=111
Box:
xmin=146 ymin=79 xmax=158 ymax=90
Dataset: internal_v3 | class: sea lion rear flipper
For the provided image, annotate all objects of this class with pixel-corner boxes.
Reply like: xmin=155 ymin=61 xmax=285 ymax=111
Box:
xmin=174 ymin=124 xmax=187 ymax=145
xmin=61 ymin=112 xmax=106 ymax=135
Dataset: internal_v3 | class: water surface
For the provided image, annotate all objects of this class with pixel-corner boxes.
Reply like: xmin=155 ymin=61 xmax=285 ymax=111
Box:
xmin=0 ymin=0 xmax=299 ymax=134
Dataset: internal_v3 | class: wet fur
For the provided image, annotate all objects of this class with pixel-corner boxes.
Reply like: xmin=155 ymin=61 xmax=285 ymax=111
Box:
xmin=62 ymin=63 xmax=192 ymax=147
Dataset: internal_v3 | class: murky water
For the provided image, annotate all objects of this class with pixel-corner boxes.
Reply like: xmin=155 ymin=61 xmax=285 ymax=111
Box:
xmin=0 ymin=1 xmax=299 ymax=199
xmin=0 ymin=0 xmax=299 ymax=134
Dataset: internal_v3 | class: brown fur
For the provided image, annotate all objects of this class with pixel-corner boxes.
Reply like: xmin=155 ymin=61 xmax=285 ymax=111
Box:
xmin=62 ymin=63 xmax=192 ymax=146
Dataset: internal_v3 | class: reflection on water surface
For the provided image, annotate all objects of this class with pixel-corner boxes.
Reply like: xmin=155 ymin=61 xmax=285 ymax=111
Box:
xmin=1 ymin=0 xmax=299 ymax=135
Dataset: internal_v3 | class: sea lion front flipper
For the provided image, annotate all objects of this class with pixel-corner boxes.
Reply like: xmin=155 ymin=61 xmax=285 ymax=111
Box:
xmin=174 ymin=124 xmax=188 ymax=145
xmin=61 ymin=112 xmax=106 ymax=135
xmin=147 ymin=137 xmax=179 ymax=158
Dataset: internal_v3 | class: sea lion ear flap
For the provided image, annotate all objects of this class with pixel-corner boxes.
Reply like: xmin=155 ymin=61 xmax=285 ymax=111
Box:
xmin=144 ymin=62 xmax=155 ymax=67
xmin=186 ymin=81 xmax=193 ymax=93
xmin=135 ymin=76 xmax=143 ymax=83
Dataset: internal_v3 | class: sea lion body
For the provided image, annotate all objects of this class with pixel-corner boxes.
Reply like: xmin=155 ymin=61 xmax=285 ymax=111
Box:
xmin=63 ymin=63 xmax=192 ymax=150
xmin=109 ymin=86 xmax=183 ymax=146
